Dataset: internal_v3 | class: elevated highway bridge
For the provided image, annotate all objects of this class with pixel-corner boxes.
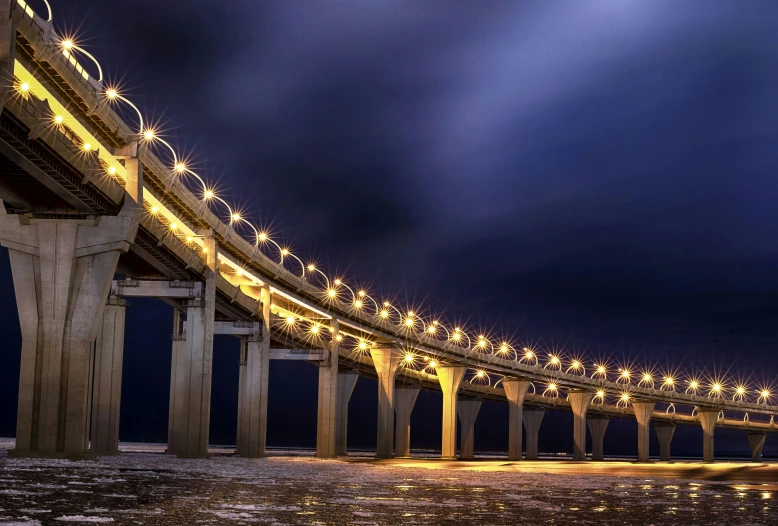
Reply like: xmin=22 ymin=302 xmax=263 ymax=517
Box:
xmin=0 ymin=0 xmax=775 ymax=463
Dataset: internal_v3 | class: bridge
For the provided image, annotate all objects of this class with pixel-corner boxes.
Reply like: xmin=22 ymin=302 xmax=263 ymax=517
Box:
xmin=0 ymin=0 xmax=775 ymax=464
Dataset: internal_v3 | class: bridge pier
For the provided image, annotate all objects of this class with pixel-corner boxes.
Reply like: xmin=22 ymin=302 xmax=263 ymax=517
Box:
xmin=394 ymin=387 xmax=420 ymax=458
xmin=316 ymin=321 xmax=340 ymax=458
xmin=633 ymin=401 xmax=656 ymax=462
xmin=587 ymin=415 xmax=609 ymax=461
xmin=457 ymin=396 xmax=482 ymax=459
xmin=523 ymin=408 xmax=545 ymax=460
xmin=335 ymin=371 xmax=358 ymax=456
xmin=503 ymin=379 xmax=530 ymax=460
xmin=0 ymin=206 xmax=137 ymax=459
xmin=654 ymin=422 xmax=676 ymax=461
xmin=89 ymin=296 xmax=127 ymax=456
xmin=172 ymin=238 xmax=217 ymax=459
xmin=370 ymin=347 xmax=402 ymax=458
xmin=166 ymin=309 xmax=186 ymax=454
xmin=235 ymin=317 xmax=267 ymax=458
xmin=748 ymin=432 xmax=767 ymax=463
xmin=568 ymin=390 xmax=592 ymax=461
xmin=698 ymin=410 xmax=717 ymax=463
xmin=437 ymin=365 xmax=466 ymax=459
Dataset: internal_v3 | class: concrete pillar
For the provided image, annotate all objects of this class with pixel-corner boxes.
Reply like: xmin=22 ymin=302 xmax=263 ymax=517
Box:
xmin=503 ymin=378 xmax=530 ymax=460
xmin=370 ymin=347 xmax=402 ymax=458
xmin=316 ymin=321 xmax=340 ymax=458
xmin=523 ymin=408 xmax=545 ymax=460
xmin=89 ymin=296 xmax=126 ymax=456
xmin=654 ymin=422 xmax=676 ymax=461
xmin=698 ymin=410 xmax=717 ymax=463
xmin=394 ymin=387 xmax=419 ymax=458
xmin=166 ymin=309 xmax=186 ymax=454
xmin=568 ymin=390 xmax=592 ymax=461
xmin=748 ymin=432 xmax=767 ymax=463
xmin=0 ymin=206 xmax=138 ymax=459
xmin=436 ymin=365 xmax=466 ymax=459
xmin=335 ymin=371 xmax=358 ymax=456
xmin=235 ymin=308 xmax=267 ymax=458
xmin=457 ymin=397 xmax=482 ymax=459
xmin=173 ymin=236 xmax=217 ymax=459
xmin=587 ymin=415 xmax=609 ymax=461
xmin=633 ymin=401 xmax=656 ymax=462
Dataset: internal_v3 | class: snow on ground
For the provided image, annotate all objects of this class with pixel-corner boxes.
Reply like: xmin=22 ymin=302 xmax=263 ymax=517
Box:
xmin=0 ymin=438 xmax=776 ymax=525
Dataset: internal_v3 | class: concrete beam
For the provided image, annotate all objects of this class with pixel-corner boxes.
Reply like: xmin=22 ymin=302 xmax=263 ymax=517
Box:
xmin=503 ymin=379 xmax=530 ymax=460
xmin=215 ymin=321 xmax=257 ymax=336
xmin=587 ymin=415 xmax=609 ymax=461
xmin=437 ymin=365 xmax=466 ymax=459
xmin=0 ymin=207 xmax=137 ymax=459
xmin=457 ymin=397 xmax=482 ymax=459
xmin=523 ymin=408 xmax=545 ymax=460
xmin=633 ymin=401 xmax=656 ymax=462
xmin=335 ymin=371 xmax=358 ymax=457
xmin=654 ymin=422 xmax=676 ymax=462
xmin=568 ymin=390 xmax=592 ymax=461
xmin=748 ymin=432 xmax=767 ymax=463
xmin=370 ymin=348 xmax=402 ymax=458
xmin=270 ymin=349 xmax=324 ymax=361
xmin=698 ymin=410 xmax=717 ymax=463
xmin=111 ymin=279 xmax=202 ymax=298
xmin=394 ymin=387 xmax=420 ymax=458
xmin=89 ymin=296 xmax=126 ymax=456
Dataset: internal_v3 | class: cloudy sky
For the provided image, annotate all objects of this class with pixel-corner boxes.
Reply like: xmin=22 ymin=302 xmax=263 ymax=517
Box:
xmin=1 ymin=0 xmax=778 ymax=454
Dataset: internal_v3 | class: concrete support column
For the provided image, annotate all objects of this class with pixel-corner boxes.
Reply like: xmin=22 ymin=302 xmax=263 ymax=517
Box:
xmin=173 ymin=236 xmax=217 ymax=459
xmin=654 ymin=422 xmax=676 ymax=461
xmin=503 ymin=379 xmax=530 ymax=460
xmin=748 ymin=432 xmax=767 ymax=463
xmin=568 ymin=390 xmax=592 ymax=461
xmin=437 ymin=365 xmax=466 ymax=459
xmin=89 ymin=296 xmax=127 ymax=456
xmin=235 ymin=309 xmax=267 ymax=458
xmin=523 ymin=408 xmax=545 ymax=460
xmin=316 ymin=321 xmax=340 ymax=458
xmin=394 ymin=387 xmax=420 ymax=458
xmin=166 ymin=309 xmax=186 ymax=454
xmin=0 ymin=205 xmax=138 ymax=459
xmin=633 ymin=401 xmax=656 ymax=462
xmin=698 ymin=410 xmax=717 ymax=463
xmin=370 ymin=347 xmax=402 ymax=458
xmin=457 ymin=397 xmax=482 ymax=459
xmin=587 ymin=415 xmax=609 ymax=461
xmin=335 ymin=371 xmax=358 ymax=456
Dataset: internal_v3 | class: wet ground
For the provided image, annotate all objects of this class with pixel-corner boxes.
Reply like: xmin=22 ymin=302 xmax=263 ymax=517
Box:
xmin=0 ymin=440 xmax=775 ymax=525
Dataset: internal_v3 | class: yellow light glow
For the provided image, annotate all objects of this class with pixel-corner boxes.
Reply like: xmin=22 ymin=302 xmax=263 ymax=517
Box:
xmin=327 ymin=288 xmax=337 ymax=298
xmin=358 ymin=290 xmax=366 ymax=297
xmin=82 ymin=142 xmax=92 ymax=151
xmin=258 ymin=232 xmax=267 ymax=242
xmin=548 ymin=382 xmax=557 ymax=390
xmin=428 ymin=325 xmax=436 ymax=334
xmin=108 ymin=166 xmax=117 ymax=175
xmin=572 ymin=361 xmax=581 ymax=369
xmin=310 ymin=324 xmax=320 ymax=334
xmin=477 ymin=339 xmax=487 ymax=348
xmin=236 ymin=268 xmax=243 ymax=276
xmin=204 ymin=190 xmax=214 ymax=199
xmin=335 ymin=334 xmax=343 ymax=342
xmin=429 ymin=360 xmax=438 ymax=368
xmin=404 ymin=353 xmax=414 ymax=363
xmin=232 ymin=213 xmax=241 ymax=222
xmin=379 ymin=310 xmax=389 ymax=318
xmin=621 ymin=370 xmax=630 ymax=378
xmin=170 ymin=223 xmax=178 ymax=230
xmin=175 ymin=163 xmax=186 ymax=173
xmin=713 ymin=383 xmax=721 ymax=391
xmin=383 ymin=301 xmax=390 ymax=307
xmin=143 ymin=129 xmax=155 ymax=141
xmin=358 ymin=341 xmax=367 ymax=350
xmin=186 ymin=236 xmax=193 ymax=243
xmin=550 ymin=356 xmax=560 ymax=364
xmin=736 ymin=386 xmax=745 ymax=394
xmin=452 ymin=333 xmax=461 ymax=341
xmin=500 ymin=345 xmax=508 ymax=353
xmin=408 ymin=311 xmax=415 ymax=317
xmin=597 ymin=366 xmax=606 ymax=373
xmin=476 ymin=370 xmax=485 ymax=378
xmin=106 ymin=88 xmax=118 ymax=99
xmin=62 ymin=39 xmax=74 ymax=50
xmin=621 ymin=393 xmax=630 ymax=401
xmin=151 ymin=206 xmax=159 ymax=214
xmin=525 ymin=350 xmax=534 ymax=358
xmin=54 ymin=115 xmax=64 ymax=124
xmin=643 ymin=374 xmax=652 ymax=381
xmin=19 ymin=82 xmax=30 ymax=92
xmin=307 ymin=264 xmax=315 ymax=272
xmin=334 ymin=279 xmax=342 ymax=286
xmin=404 ymin=318 xmax=415 ymax=327
xmin=286 ymin=315 xmax=295 ymax=325
xmin=354 ymin=300 xmax=363 ymax=309
xmin=597 ymin=390 xmax=605 ymax=397
xmin=690 ymin=381 xmax=699 ymax=388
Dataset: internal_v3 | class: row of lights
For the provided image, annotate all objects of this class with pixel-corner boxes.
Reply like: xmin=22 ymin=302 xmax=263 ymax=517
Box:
xmin=23 ymin=3 xmax=774 ymax=411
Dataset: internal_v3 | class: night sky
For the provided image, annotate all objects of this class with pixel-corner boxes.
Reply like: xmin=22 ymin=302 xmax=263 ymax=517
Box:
xmin=2 ymin=0 xmax=778 ymax=458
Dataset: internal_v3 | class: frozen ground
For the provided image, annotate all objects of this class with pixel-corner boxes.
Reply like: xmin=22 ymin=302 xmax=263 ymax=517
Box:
xmin=0 ymin=439 xmax=775 ymax=525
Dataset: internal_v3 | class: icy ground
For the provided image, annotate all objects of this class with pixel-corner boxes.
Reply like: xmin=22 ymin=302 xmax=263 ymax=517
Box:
xmin=0 ymin=439 xmax=775 ymax=525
